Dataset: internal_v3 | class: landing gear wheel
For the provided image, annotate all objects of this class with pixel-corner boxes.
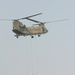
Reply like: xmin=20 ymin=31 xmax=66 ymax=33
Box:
xmin=31 ymin=36 xmax=34 ymax=38
xmin=38 ymin=35 xmax=40 ymax=37
xmin=16 ymin=36 xmax=18 ymax=38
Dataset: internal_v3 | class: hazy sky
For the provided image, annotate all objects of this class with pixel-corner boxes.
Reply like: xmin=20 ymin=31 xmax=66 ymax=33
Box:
xmin=0 ymin=0 xmax=75 ymax=75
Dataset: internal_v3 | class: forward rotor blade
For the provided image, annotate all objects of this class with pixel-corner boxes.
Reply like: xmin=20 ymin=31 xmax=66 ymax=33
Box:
xmin=33 ymin=19 xmax=68 ymax=25
xmin=43 ymin=19 xmax=69 ymax=24
xmin=26 ymin=18 xmax=42 ymax=23
xmin=18 ymin=13 xmax=42 ymax=20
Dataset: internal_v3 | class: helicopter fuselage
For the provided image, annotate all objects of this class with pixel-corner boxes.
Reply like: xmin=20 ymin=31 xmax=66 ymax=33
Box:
xmin=12 ymin=20 xmax=48 ymax=38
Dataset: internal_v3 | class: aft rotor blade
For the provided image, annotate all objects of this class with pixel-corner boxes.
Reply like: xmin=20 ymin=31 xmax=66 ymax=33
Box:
xmin=0 ymin=19 xmax=14 ymax=21
xmin=18 ymin=13 xmax=42 ymax=20
xmin=0 ymin=13 xmax=42 ymax=21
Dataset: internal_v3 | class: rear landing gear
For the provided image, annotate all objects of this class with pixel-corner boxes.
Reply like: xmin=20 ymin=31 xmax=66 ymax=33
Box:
xmin=15 ymin=35 xmax=19 ymax=38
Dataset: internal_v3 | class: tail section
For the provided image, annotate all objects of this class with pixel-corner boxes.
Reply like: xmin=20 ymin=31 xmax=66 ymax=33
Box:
xmin=13 ymin=20 xmax=23 ymax=30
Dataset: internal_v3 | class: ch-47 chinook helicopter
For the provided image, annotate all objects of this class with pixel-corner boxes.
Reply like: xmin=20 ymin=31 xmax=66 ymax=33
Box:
xmin=1 ymin=13 xmax=68 ymax=38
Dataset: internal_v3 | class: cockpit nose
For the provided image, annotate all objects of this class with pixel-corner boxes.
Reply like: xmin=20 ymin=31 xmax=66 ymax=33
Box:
xmin=46 ymin=29 xmax=48 ymax=33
